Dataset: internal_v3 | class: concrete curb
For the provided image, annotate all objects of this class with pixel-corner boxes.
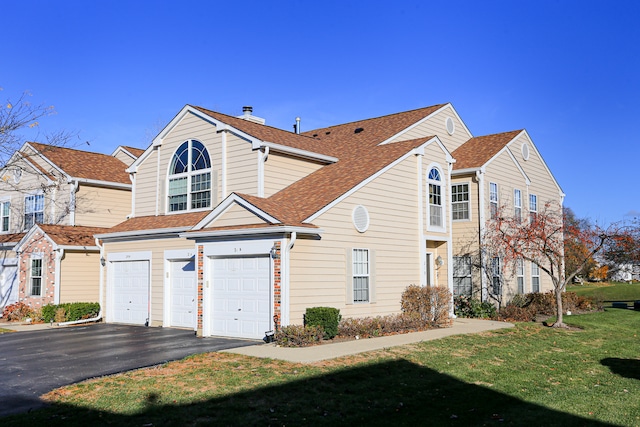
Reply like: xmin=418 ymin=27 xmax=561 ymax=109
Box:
xmin=222 ymin=318 xmax=514 ymax=363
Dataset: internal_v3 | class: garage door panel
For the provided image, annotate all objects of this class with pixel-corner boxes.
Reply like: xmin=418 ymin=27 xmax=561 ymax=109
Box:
xmin=209 ymin=255 xmax=270 ymax=339
xmin=170 ymin=260 xmax=196 ymax=329
xmin=112 ymin=260 xmax=149 ymax=325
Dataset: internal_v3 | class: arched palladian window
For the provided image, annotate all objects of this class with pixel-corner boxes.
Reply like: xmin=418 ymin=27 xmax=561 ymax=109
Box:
xmin=168 ymin=140 xmax=212 ymax=212
xmin=428 ymin=167 xmax=443 ymax=228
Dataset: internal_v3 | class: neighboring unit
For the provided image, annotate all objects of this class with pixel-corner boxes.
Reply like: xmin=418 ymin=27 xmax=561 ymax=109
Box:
xmin=96 ymin=103 xmax=563 ymax=340
xmin=0 ymin=143 xmax=143 ymax=311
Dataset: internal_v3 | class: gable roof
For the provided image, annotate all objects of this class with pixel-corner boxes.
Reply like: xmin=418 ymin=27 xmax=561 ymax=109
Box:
xmin=451 ymin=130 xmax=523 ymax=170
xmin=101 ymin=211 xmax=210 ymax=236
xmin=15 ymin=224 xmax=108 ymax=251
xmin=119 ymin=146 xmax=146 ymax=158
xmin=25 ymin=142 xmax=131 ymax=184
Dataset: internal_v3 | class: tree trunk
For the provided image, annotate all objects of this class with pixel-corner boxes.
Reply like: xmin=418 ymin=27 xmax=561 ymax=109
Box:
xmin=552 ymin=287 xmax=566 ymax=328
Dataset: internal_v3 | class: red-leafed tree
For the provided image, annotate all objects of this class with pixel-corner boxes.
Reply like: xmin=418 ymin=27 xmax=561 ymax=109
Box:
xmin=483 ymin=202 xmax=617 ymax=328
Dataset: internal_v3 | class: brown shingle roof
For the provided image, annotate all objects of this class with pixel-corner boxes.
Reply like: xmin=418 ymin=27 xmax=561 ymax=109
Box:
xmin=27 ymin=142 xmax=131 ymax=184
xmin=107 ymin=211 xmax=210 ymax=234
xmin=452 ymin=130 xmax=522 ymax=170
xmin=37 ymin=224 xmax=109 ymax=247
xmin=301 ymin=105 xmax=446 ymax=156
xmin=0 ymin=233 xmax=25 ymax=244
xmin=264 ymin=137 xmax=434 ymax=223
xmin=120 ymin=146 xmax=146 ymax=158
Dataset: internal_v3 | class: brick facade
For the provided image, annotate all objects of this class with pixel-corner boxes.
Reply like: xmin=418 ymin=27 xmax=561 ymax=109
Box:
xmin=18 ymin=231 xmax=56 ymax=309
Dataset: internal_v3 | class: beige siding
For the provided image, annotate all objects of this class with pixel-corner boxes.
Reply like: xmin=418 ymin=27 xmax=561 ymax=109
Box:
xmin=103 ymin=237 xmax=195 ymax=326
xmin=75 ymin=185 xmax=131 ymax=227
xmin=59 ymin=251 xmax=100 ymax=303
xmin=225 ymin=134 xmax=258 ymax=196
xmin=264 ymin=153 xmax=324 ymax=197
xmin=208 ymin=203 xmax=267 ymax=228
xmin=134 ymin=147 xmax=159 ymax=217
xmin=288 ymin=153 xmax=450 ymax=324
xmin=389 ymin=105 xmax=472 ymax=152
xmin=113 ymin=149 xmax=137 ymax=166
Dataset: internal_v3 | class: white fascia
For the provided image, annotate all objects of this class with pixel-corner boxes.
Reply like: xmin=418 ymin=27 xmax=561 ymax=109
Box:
xmin=483 ymin=134 xmax=531 ymax=186
xmin=510 ymin=130 xmax=565 ymax=197
xmin=305 ymin=136 xmax=442 ymax=223
xmin=180 ymin=226 xmax=322 ymax=240
xmin=14 ymin=224 xmax=47 ymax=253
xmin=451 ymin=167 xmax=481 ymax=176
xmin=23 ymin=143 xmax=68 ymax=179
xmin=262 ymin=141 xmax=337 ymax=163
xmin=111 ymin=146 xmax=138 ymax=162
xmin=379 ymin=103 xmax=474 ymax=145
xmin=193 ymin=193 xmax=280 ymax=230
xmin=68 ymin=177 xmax=132 ymax=190
xmin=9 ymin=154 xmax=56 ymax=186
xmin=95 ymin=227 xmax=192 ymax=241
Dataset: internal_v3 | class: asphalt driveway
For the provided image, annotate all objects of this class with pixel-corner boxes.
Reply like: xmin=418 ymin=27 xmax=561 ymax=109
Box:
xmin=0 ymin=323 xmax=260 ymax=418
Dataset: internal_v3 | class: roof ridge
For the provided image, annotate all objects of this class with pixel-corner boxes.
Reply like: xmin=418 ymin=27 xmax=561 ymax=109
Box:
xmin=27 ymin=141 xmax=119 ymax=157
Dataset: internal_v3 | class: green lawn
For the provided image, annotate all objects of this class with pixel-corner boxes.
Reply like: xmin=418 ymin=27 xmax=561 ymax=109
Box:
xmin=5 ymin=308 xmax=640 ymax=426
xmin=568 ymin=281 xmax=640 ymax=306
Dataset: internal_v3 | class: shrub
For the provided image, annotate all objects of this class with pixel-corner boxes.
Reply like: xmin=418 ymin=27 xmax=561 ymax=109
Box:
xmin=499 ymin=304 xmax=537 ymax=322
xmin=338 ymin=312 xmax=425 ymax=338
xmin=2 ymin=302 xmax=36 ymax=321
xmin=454 ymin=296 xmax=497 ymax=319
xmin=304 ymin=307 xmax=341 ymax=339
xmin=274 ymin=324 xmax=324 ymax=347
xmin=401 ymin=285 xmax=452 ymax=327
xmin=41 ymin=302 xmax=100 ymax=323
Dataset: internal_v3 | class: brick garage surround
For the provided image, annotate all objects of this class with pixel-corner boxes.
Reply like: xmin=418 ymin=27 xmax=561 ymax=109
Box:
xmin=195 ymin=241 xmax=282 ymax=338
xmin=18 ymin=231 xmax=56 ymax=309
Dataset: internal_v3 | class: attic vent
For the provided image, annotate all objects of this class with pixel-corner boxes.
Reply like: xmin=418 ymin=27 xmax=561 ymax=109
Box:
xmin=354 ymin=127 xmax=364 ymax=134
xmin=445 ymin=117 xmax=455 ymax=135
xmin=522 ymin=142 xmax=530 ymax=160
xmin=352 ymin=205 xmax=370 ymax=233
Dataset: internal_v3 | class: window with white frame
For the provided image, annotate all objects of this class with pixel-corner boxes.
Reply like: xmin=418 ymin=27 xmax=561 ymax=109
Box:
xmin=491 ymin=256 xmax=502 ymax=295
xmin=490 ymin=182 xmax=498 ymax=219
xmin=529 ymin=194 xmax=538 ymax=223
xmin=514 ymin=189 xmax=522 ymax=223
xmin=452 ymin=183 xmax=469 ymax=221
xmin=168 ymin=140 xmax=212 ymax=212
xmin=30 ymin=257 xmax=42 ymax=296
xmin=531 ymin=262 xmax=540 ymax=292
xmin=1 ymin=200 xmax=10 ymax=232
xmin=24 ymin=194 xmax=44 ymax=229
xmin=352 ymin=248 xmax=370 ymax=303
xmin=453 ymin=256 xmax=472 ymax=296
xmin=428 ymin=167 xmax=443 ymax=227
xmin=516 ymin=258 xmax=525 ymax=294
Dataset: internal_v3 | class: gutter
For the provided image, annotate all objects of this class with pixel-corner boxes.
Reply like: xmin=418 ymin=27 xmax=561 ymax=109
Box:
xmin=56 ymin=237 xmax=104 ymax=326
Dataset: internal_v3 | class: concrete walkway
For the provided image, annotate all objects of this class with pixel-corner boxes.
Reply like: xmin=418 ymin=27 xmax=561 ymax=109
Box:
xmin=222 ymin=318 xmax=514 ymax=363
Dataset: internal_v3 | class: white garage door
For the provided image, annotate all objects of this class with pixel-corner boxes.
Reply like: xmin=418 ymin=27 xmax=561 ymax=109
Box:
xmin=112 ymin=260 xmax=150 ymax=325
xmin=170 ymin=259 xmax=196 ymax=329
xmin=210 ymin=256 xmax=270 ymax=339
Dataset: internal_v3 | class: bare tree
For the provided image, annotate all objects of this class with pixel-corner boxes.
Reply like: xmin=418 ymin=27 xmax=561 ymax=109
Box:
xmin=482 ymin=201 xmax=625 ymax=328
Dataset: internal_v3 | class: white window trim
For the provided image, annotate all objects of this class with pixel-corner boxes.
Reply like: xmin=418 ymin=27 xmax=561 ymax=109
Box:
xmin=166 ymin=139 xmax=213 ymax=214
xmin=516 ymin=258 xmax=525 ymax=294
xmin=491 ymin=256 xmax=501 ymax=295
xmin=490 ymin=182 xmax=498 ymax=219
xmin=531 ymin=262 xmax=540 ymax=293
xmin=0 ymin=198 xmax=10 ymax=233
xmin=529 ymin=193 xmax=538 ymax=223
xmin=24 ymin=192 xmax=45 ymax=230
xmin=451 ymin=182 xmax=471 ymax=222
xmin=514 ymin=189 xmax=522 ymax=223
xmin=29 ymin=253 xmax=43 ymax=297
xmin=426 ymin=164 xmax=446 ymax=232
xmin=352 ymin=248 xmax=370 ymax=304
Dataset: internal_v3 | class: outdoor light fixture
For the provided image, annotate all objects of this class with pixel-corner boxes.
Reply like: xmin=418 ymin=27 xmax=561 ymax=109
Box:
xmin=100 ymin=257 xmax=106 ymax=267
xmin=436 ymin=256 xmax=444 ymax=266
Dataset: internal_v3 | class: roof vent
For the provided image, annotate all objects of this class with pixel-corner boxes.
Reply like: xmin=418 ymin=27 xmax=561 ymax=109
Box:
xmin=445 ymin=117 xmax=455 ymax=135
xmin=354 ymin=127 xmax=364 ymax=134
xmin=293 ymin=117 xmax=301 ymax=134
xmin=353 ymin=205 xmax=370 ymax=233
xmin=237 ymin=106 xmax=266 ymax=125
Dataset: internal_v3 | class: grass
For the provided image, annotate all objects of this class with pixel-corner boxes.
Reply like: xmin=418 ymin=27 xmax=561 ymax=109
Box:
xmin=568 ymin=281 xmax=640 ymax=306
xmin=0 ymin=328 xmax=13 ymax=334
xmin=4 ymin=309 xmax=640 ymax=426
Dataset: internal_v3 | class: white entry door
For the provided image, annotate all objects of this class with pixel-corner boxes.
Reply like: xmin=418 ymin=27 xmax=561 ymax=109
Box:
xmin=170 ymin=259 xmax=196 ymax=329
xmin=209 ymin=256 xmax=270 ymax=339
xmin=0 ymin=262 xmax=18 ymax=309
xmin=112 ymin=260 xmax=150 ymax=325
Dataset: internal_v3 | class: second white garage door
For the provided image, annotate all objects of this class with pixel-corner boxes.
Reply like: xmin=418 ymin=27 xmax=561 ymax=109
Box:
xmin=170 ymin=259 xmax=196 ymax=329
xmin=112 ymin=260 xmax=150 ymax=325
xmin=210 ymin=256 xmax=270 ymax=339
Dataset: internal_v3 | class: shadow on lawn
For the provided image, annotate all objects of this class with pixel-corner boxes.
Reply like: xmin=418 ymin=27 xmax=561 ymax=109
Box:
xmin=7 ymin=359 xmax=614 ymax=427
xmin=601 ymin=357 xmax=640 ymax=380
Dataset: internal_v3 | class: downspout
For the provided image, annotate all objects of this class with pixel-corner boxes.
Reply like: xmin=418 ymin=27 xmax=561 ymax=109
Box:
xmin=69 ymin=180 xmax=79 ymax=226
xmin=221 ymin=130 xmax=227 ymax=198
xmin=416 ymin=152 xmax=426 ymax=286
xmin=281 ymin=231 xmax=296 ymax=327
xmin=476 ymin=169 xmax=487 ymax=302
xmin=57 ymin=238 xmax=104 ymax=326
xmin=53 ymin=248 xmax=64 ymax=304
xmin=128 ymin=172 xmax=136 ymax=218
xmin=258 ymin=146 xmax=269 ymax=197
xmin=155 ymin=146 xmax=161 ymax=216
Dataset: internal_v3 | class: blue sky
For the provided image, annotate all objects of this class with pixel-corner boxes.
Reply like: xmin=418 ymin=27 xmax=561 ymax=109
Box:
xmin=2 ymin=0 xmax=639 ymax=225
